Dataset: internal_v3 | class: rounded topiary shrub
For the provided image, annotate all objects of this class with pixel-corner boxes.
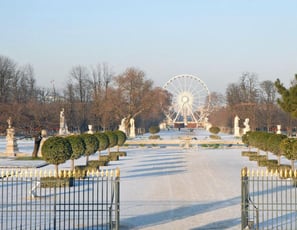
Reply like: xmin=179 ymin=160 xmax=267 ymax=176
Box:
xmin=94 ymin=132 xmax=109 ymax=152
xmin=104 ymin=131 xmax=118 ymax=154
xmin=42 ymin=136 xmax=72 ymax=177
xmin=209 ymin=126 xmax=220 ymax=135
xmin=114 ymin=130 xmax=127 ymax=153
xmin=114 ymin=130 xmax=127 ymax=146
xmin=209 ymin=126 xmax=220 ymax=139
xmin=80 ymin=134 xmax=99 ymax=164
xmin=149 ymin=126 xmax=160 ymax=135
xmin=65 ymin=135 xmax=86 ymax=171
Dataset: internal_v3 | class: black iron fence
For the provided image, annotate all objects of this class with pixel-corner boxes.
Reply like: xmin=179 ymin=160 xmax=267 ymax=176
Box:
xmin=0 ymin=168 xmax=120 ymax=230
xmin=241 ymin=167 xmax=297 ymax=230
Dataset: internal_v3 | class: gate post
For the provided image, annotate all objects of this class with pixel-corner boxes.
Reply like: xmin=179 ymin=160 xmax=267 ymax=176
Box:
xmin=241 ymin=167 xmax=249 ymax=229
xmin=114 ymin=168 xmax=120 ymax=230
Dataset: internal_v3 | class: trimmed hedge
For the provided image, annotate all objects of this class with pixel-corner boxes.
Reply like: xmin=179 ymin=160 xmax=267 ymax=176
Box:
xmin=40 ymin=177 xmax=74 ymax=188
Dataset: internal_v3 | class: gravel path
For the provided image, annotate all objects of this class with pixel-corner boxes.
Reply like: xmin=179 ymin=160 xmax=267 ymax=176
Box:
xmin=107 ymin=147 xmax=255 ymax=229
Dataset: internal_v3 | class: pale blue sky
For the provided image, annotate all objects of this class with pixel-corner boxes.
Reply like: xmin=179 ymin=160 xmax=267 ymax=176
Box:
xmin=1 ymin=0 xmax=296 ymax=93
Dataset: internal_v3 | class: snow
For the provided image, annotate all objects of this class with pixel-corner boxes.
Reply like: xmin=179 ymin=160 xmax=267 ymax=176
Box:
xmin=0 ymin=129 xmax=255 ymax=229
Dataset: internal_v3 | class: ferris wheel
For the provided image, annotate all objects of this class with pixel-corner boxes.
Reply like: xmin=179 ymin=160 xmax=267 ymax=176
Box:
xmin=163 ymin=74 xmax=211 ymax=128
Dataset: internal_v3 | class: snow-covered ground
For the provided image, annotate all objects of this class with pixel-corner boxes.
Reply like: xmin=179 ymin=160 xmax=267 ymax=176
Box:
xmin=0 ymin=130 xmax=255 ymax=229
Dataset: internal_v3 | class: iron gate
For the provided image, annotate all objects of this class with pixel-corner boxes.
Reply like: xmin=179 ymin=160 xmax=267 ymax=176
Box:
xmin=241 ymin=167 xmax=297 ymax=230
xmin=0 ymin=168 xmax=120 ymax=230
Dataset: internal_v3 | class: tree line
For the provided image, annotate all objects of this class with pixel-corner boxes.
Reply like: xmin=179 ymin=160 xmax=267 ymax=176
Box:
xmin=0 ymin=55 xmax=171 ymax=135
xmin=209 ymin=72 xmax=297 ymax=134
xmin=1 ymin=54 xmax=296 ymax=135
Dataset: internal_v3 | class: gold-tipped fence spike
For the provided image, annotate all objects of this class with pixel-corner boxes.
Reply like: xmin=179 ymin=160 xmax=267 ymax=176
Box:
xmin=100 ymin=170 xmax=104 ymax=177
xmin=116 ymin=167 xmax=120 ymax=178
xmin=96 ymin=170 xmax=100 ymax=177
xmin=1 ymin=170 xmax=4 ymax=178
xmin=280 ymin=169 xmax=283 ymax=178
xmin=241 ymin=168 xmax=247 ymax=177
xmin=110 ymin=170 xmax=114 ymax=177
xmin=106 ymin=170 xmax=109 ymax=177
xmin=294 ymin=170 xmax=297 ymax=178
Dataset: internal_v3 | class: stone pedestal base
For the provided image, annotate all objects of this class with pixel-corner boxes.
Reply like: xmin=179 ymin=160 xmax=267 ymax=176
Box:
xmin=6 ymin=128 xmax=19 ymax=157
xmin=234 ymin=127 xmax=240 ymax=137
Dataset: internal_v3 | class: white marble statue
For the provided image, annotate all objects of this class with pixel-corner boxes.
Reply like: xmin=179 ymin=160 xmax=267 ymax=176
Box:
xmin=119 ymin=118 xmax=126 ymax=133
xmin=5 ymin=117 xmax=19 ymax=156
xmin=276 ymin=125 xmax=281 ymax=134
xmin=59 ymin=108 xmax=69 ymax=135
xmin=87 ymin=125 xmax=93 ymax=134
xmin=243 ymin=118 xmax=250 ymax=134
xmin=129 ymin=118 xmax=135 ymax=138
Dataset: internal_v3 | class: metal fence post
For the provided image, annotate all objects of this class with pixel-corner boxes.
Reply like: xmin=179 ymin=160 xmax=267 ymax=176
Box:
xmin=114 ymin=168 xmax=120 ymax=230
xmin=241 ymin=167 xmax=249 ymax=229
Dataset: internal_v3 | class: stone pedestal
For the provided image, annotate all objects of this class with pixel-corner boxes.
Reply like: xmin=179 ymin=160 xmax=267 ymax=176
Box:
xmin=6 ymin=128 xmax=19 ymax=156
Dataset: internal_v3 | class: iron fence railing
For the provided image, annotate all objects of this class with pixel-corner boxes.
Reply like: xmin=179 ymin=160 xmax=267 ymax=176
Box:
xmin=0 ymin=168 xmax=120 ymax=230
xmin=241 ymin=167 xmax=297 ymax=230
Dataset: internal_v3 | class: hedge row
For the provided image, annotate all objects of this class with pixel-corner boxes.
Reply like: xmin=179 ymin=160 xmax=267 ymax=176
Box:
xmin=41 ymin=130 xmax=127 ymax=177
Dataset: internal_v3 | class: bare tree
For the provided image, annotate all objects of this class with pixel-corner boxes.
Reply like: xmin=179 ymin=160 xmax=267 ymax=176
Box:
xmin=67 ymin=66 xmax=93 ymax=132
xmin=114 ymin=67 xmax=171 ymax=131
xmin=0 ymin=55 xmax=17 ymax=102
xmin=226 ymin=72 xmax=259 ymax=130
xmin=258 ymin=80 xmax=277 ymax=131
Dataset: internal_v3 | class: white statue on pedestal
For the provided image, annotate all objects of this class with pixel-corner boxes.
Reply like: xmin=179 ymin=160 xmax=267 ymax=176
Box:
xmin=243 ymin=118 xmax=250 ymax=134
xmin=59 ymin=108 xmax=69 ymax=135
xmin=119 ymin=118 xmax=126 ymax=134
xmin=204 ymin=117 xmax=212 ymax=131
xmin=234 ymin=115 xmax=240 ymax=137
xmin=87 ymin=125 xmax=93 ymax=134
xmin=5 ymin=117 xmax=19 ymax=156
xmin=276 ymin=125 xmax=281 ymax=134
xmin=129 ymin=118 xmax=135 ymax=138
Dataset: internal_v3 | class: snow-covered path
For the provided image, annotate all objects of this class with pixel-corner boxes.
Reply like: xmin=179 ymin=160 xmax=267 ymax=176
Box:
xmin=107 ymin=147 xmax=255 ymax=229
xmin=0 ymin=130 xmax=256 ymax=229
